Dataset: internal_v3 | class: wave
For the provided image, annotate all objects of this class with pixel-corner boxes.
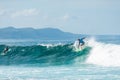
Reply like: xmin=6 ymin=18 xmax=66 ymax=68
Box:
xmin=0 ymin=44 xmax=91 ymax=66
xmin=86 ymin=38 xmax=120 ymax=67
xmin=0 ymin=38 xmax=120 ymax=67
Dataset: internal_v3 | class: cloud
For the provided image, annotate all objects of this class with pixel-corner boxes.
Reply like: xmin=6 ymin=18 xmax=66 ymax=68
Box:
xmin=57 ymin=14 xmax=70 ymax=21
xmin=62 ymin=14 xmax=70 ymax=21
xmin=0 ymin=9 xmax=6 ymax=16
xmin=11 ymin=8 xmax=39 ymax=18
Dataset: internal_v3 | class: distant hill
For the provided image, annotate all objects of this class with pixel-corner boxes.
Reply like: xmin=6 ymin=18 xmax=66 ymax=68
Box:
xmin=0 ymin=27 xmax=84 ymax=40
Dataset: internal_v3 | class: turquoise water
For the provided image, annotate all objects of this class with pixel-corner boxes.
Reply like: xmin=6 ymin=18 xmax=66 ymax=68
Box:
xmin=0 ymin=65 xmax=120 ymax=80
xmin=0 ymin=36 xmax=120 ymax=80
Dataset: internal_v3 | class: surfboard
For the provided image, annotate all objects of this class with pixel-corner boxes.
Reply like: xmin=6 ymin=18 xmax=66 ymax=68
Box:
xmin=74 ymin=45 xmax=86 ymax=52
xmin=75 ymin=48 xmax=82 ymax=52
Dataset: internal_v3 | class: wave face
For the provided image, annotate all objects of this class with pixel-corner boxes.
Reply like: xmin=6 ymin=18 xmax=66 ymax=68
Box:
xmin=0 ymin=44 xmax=91 ymax=66
xmin=86 ymin=38 xmax=120 ymax=67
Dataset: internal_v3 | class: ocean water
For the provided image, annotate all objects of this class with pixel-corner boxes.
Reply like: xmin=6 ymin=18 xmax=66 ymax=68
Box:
xmin=0 ymin=35 xmax=120 ymax=80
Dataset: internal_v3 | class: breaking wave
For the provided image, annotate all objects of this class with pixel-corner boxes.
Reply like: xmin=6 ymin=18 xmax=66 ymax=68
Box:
xmin=0 ymin=38 xmax=120 ymax=67
xmin=86 ymin=38 xmax=120 ymax=67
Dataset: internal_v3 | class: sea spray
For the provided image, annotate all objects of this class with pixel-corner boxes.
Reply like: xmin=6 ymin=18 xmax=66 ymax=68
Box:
xmin=87 ymin=38 xmax=120 ymax=67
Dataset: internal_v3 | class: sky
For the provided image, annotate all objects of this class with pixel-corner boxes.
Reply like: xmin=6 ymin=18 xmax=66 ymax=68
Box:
xmin=0 ymin=0 xmax=120 ymax=35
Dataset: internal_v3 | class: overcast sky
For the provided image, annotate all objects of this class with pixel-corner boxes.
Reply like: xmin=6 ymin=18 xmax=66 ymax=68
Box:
xmin=0 ymin=0 xmax=120 ymax=34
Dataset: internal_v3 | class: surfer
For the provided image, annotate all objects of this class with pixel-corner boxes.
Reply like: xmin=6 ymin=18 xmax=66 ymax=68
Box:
xmin=79 ymin=37 xmax=86 ymax=49
xmin=74 ymin=37 xmax=86 ymax=50
xmin=1 ymin=46 xmax=9 ymax=55
xmin=79 ymin=37 xmax=85 ymax=46
xmin=3 ymin=46 xmax=9 ymax=53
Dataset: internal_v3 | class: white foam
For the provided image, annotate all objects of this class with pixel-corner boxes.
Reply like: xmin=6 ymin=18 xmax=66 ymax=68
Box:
xmin=38 ymin=43 xmax=64 ymax=48
xmin=86 ymin=38 xmax=120 ymax=67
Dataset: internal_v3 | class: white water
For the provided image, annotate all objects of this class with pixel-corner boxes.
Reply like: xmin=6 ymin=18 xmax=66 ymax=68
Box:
xmin=86 ymin=38 xmax=120 ymax=67
xmin=1 ymin=66 xmax=119 ymax=80
xmin=38 ymin=43 xmax=65 ymax=48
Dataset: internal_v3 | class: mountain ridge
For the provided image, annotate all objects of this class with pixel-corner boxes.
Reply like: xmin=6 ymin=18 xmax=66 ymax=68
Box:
xmin=0 ymin=27 xmax=83 ymax=40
